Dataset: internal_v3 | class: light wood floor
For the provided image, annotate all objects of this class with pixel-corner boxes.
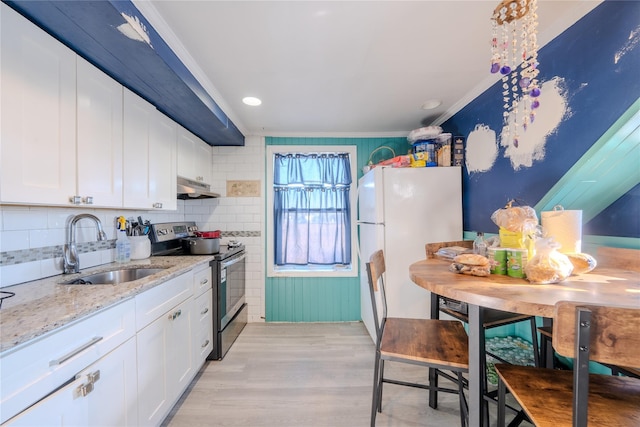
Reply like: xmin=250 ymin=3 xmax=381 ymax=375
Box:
xmin=162 ymin=322 xmax=530 ymax=427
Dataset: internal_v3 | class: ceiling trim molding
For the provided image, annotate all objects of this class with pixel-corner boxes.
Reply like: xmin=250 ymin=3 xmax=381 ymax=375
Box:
xmin=131 ymin=0 xmax=247 ymax=136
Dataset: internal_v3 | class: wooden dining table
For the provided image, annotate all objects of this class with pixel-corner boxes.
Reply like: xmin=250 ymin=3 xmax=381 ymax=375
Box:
xmin=409 ymin=258 xmax=640 ymax=427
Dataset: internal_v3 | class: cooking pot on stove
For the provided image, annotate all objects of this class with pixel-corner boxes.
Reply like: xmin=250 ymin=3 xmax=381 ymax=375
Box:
xmin=194 ymin=230 xmax=221 ymax=238
xmin=181 ymin=237 xmax=220 ymax=254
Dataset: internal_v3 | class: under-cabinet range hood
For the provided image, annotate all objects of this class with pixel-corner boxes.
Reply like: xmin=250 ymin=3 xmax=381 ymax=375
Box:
xmin=177 ymin=176 xmax=220 ymax=199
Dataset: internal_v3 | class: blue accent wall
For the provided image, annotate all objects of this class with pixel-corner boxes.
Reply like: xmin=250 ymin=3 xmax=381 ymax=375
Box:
xmin=442 ymin=1 xmax=640 ymax=244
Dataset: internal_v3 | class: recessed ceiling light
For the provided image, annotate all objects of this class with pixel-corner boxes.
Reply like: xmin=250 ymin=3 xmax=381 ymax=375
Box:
xmin=421 ymin=99 xmax=442 ymax=110
xmin=243 ymin=97 xmax=262 ymax=106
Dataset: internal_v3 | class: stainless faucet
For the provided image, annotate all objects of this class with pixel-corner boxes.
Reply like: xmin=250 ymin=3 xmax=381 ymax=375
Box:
xmin=63 ymin=214 xmax=107 ymax=274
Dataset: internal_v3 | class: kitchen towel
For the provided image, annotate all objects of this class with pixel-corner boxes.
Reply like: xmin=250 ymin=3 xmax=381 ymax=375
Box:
xmin=541 ymin=206 xmax=582 ymax=254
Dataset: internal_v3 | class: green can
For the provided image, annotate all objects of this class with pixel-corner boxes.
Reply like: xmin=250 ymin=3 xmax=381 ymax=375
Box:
xmin=507 ymin=248 xmax=528 ymax=279
xmin=487 ymin=247 xmax=507 ymax=275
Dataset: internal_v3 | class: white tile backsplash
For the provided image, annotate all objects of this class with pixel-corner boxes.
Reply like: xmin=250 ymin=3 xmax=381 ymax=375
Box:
xmin=29 ymin=228 xmax=65 ymax=249
xmin=42 ymin=256 xmax=64 ymax=278
xmin=1 ymin=261 xmax=43 ymax=285
xmin=2 ymin=208 xmax=48 ymax=230
xmin=0 ymin=230 xmax=30 ymax=251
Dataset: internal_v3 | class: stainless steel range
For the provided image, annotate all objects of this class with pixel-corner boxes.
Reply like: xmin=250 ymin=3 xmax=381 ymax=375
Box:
xmin=148 ymin=221 xmax=247 ymax=360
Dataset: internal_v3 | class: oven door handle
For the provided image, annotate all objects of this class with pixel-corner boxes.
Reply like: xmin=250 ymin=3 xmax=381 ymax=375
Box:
xmin=221 ymin=253 xmax=246 ymax=269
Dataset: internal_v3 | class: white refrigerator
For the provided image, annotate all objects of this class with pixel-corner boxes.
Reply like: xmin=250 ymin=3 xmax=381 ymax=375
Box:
xmin=358 ymin=166 xmax=462 ymax=341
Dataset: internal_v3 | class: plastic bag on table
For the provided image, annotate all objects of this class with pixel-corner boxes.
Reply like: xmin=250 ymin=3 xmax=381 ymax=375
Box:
xmin=490 ymin=200 xmax=538 ymax=234
xmin=491 ymin=200 xmax=539 ymax=257
xmin=524 ymin=237 xmax=574 ymax=284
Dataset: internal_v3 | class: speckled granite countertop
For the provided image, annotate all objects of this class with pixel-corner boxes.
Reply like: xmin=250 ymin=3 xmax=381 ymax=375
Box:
xmin=0 ymin=256 xmax=214 ymax=353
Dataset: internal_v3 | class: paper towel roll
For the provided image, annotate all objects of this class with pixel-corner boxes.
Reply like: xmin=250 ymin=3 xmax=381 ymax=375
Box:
xmin=541 ymin=207 xmax=582 ymax=254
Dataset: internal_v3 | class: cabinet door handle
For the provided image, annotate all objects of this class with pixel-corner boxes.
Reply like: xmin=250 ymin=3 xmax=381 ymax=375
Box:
xmin=153 ymin=202 xmax=163 ymax=209
xmin=168 ymin=309 xmax=182 ymax=320
xmin=201 ymin=339 xmax=210 ymax=348
xmin=87 ymin=370 xmax=101 ymax=385
xmin=83 ymin=196 xmax=94 ymax=205
xmin=69 ymin=195 xmax=82 ymax=205
xmin=75 ymin=381 xmax=94 ymax=398
xmin=200 ymin=278 xmax=209 ymax=285
xmin=49 ymin=336 xmax=103 ymax=366
xmin=74 ymin=369 xmax=101 ymax=398
xmin=201 ymin=307 xmax=209 ymax=315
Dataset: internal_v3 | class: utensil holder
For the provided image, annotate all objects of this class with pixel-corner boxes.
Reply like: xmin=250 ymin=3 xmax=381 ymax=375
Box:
xmin=130 ymin=235 xmax=151 ymax=260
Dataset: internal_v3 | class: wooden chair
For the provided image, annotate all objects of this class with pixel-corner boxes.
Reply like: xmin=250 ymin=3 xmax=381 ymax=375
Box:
xmin=366 ymin=250 xmax=469 ymax=426
xmin=496 ymin=301 xmax=640 ymax=427
xmin=425 ymin=240 xmax=541 ymax=418
xmin=537 ymin=247 xmax=640 ymax=373
xmin=597 ymin=246 xmax=640 ymax=271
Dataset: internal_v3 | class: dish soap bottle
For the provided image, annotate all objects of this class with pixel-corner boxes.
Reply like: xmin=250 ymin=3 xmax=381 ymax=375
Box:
xmin=115 ymin=216 xmax=131 ymax=263
xmin=473 ymin=231 xmax=487 ymax=257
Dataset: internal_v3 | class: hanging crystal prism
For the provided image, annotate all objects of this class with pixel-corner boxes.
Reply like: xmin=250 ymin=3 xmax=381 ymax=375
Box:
xmin=490 ymin=0 xmax=540 ymax=148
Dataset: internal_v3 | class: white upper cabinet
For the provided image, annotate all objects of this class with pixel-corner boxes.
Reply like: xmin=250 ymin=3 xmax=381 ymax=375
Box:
xmin=123 ymin=89 xmax=177 ymax=211
xmin=149 ymin=111 xmax=178 ymax=211
xmin=0 ymin=4 xmax=123 ymax=208
xmin=76 ymin=56 xmax=123 ymax=207
xmin=177 ymin=126 xmax=212 ymax=185
xmin=0 ymin=3 xmax=77 ymax=205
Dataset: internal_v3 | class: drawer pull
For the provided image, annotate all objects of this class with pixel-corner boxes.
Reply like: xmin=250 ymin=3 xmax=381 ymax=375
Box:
xmin=50 ymin=336 xmax=103 ymax=367
xmin=201 ymin=307 xmax=209 ymax=315
xmin=200 ymin=278 xmax=209 ymax=285
xmin=201 ymin=339 xmax=210 ymax=348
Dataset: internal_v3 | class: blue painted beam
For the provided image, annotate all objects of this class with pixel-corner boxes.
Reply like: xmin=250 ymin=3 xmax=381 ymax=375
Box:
xmin=3 ymin=0 xmax=244 ymax=146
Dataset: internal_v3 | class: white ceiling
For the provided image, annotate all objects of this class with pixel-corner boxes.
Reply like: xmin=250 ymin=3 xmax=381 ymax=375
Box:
xmin=135 ymin=1 xmax=601 ymax=137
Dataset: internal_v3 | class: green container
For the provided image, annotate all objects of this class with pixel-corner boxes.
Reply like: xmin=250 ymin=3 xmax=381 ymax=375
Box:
xmin=506 ymin=248 xmax=528 ymax=279
xmin=488 ymin=247 xmax=507 ymax=275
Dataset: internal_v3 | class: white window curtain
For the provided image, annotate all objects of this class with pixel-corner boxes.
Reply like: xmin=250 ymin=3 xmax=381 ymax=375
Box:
xmin=273 ymin=153 xmax=352 ymax=266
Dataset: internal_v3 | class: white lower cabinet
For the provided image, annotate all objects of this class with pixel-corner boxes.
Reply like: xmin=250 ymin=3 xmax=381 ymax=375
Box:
xmin=0 ymin=299 xmax=136 ymax=426
xmin=136 ymin=274 xmax=194 ymax=427
xmin=1 ymin=267 xmax=211 ymax=427
xmin=3 ymin=337 xmax=138 ymax=427
xmin=194 ymin=288 xmax=214 ymax=364
xmin=192 ymin=264 xmax=213 ymax=365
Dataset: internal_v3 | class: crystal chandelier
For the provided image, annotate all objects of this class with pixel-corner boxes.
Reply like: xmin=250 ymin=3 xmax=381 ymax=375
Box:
xmin=490 ymin=0 xmax=540 ymax=147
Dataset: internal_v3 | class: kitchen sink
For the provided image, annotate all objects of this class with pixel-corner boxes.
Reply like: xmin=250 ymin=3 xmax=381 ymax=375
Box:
xmin=63 ymin=268 xmax=167 ymax=285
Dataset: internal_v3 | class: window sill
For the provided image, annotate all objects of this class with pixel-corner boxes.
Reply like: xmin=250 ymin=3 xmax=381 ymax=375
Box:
xmin=269 ymin=265 xmax=357 ymax=278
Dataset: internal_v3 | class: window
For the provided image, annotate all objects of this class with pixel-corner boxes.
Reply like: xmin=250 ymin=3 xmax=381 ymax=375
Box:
xmin=266 ymin=146 xmax=358 ymax=277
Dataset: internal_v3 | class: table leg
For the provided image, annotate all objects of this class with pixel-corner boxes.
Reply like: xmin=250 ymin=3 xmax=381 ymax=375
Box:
xmin=542 ymin=317 xmax=554 ymax=368
xmin=429 ymin=292 xmax=440 ymax=409
xmin=468 ymin=304 xmax=485 ymax=427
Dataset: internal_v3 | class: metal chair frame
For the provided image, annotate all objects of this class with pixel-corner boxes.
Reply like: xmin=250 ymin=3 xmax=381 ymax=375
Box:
xmin=367 ymin=250 xmax=469 ymax=427
xmin=497 ymin=302 xmax=640 ymax=427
